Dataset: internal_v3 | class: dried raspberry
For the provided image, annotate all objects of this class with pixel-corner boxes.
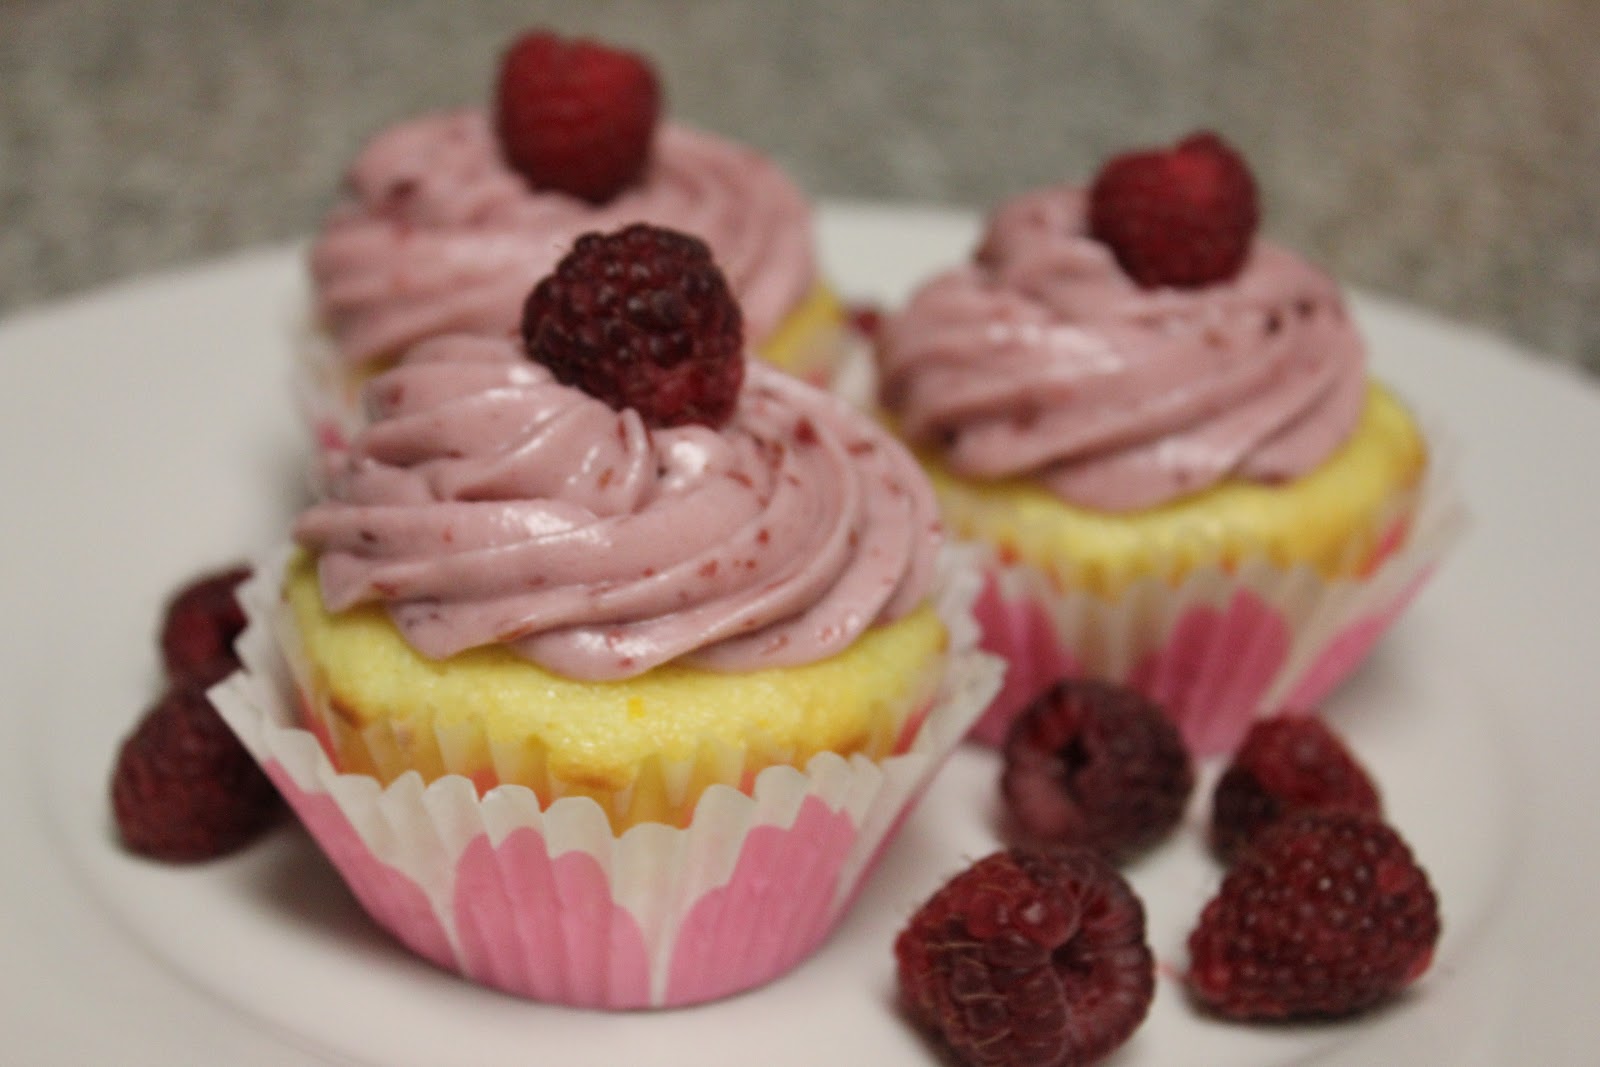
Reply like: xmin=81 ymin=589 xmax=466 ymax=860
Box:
xmin=1002 ymin=679 xmax=1194 ymax=861
xmin=522 ymin=224 xmax=745 ymax=428
xmin=1087 ymin=131 xmax=1259 ymax=289
xmin=1210 ymin=714 xmax=1382 ymax=864
xmin=494 ymin=29 xmax=660 ymax=203
xmin=896 ymin=847 xmax=1154 ymax=1067
xmin=111 ymin=683 xmax=281 ymax=862
xmin=1187 ymin=810 xmax=1439 ymax=1020
xmin=159 ymin=563 xmax=252 ymax=688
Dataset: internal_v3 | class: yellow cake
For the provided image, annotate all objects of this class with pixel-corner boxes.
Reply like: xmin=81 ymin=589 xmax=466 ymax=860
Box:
xmin=926 ymin=382 xmax=1426 ymax=599
xmin=283 ymin=552 xmax=948 ymax=830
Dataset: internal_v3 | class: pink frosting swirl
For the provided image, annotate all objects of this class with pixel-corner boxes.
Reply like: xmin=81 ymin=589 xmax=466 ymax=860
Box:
xmin=877 ymin=185 xmax=1368 ymax=511
xmin=295 ymin=336 xmax=942 ymax=680
xmin=310 ymin=110 xmax=818 ymax=366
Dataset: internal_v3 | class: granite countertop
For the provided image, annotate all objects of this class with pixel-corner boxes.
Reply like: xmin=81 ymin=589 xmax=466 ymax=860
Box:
xmin=4 ymin=0 xmax=1598 ymax=378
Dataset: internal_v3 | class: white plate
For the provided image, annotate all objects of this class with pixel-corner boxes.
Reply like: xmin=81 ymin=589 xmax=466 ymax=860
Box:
xmin=2 ymin=202 xmax=1597 ymax=1065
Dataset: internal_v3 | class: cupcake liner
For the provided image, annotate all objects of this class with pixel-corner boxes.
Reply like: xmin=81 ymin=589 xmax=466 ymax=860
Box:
xmin=212 ymin=545 xmax=1001 ymax=1009
xmin=274 ymin=556 xmax=951 ymax=831
xmin=964 ymin=424 xmax=1466 ymax=755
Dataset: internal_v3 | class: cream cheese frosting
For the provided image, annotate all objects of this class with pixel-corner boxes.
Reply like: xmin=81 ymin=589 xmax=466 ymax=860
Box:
xmin=877 ymin=185 xmax=1368 ymax=511
xmin=310 ymin=110 xmax=817 ymax=366
xmin=295 ymin=335 xmax=942 ymax=680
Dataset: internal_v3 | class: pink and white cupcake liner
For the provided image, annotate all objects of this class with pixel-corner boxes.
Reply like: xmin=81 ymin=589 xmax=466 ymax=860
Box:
xmin=964 ymin=427 xmax=1466 ymax=755
xmin=211 ymin=547 xmax=1000 ymax=1009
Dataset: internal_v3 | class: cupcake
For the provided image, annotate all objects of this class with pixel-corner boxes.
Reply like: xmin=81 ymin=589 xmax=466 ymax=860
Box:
xmin=302 ymin=29 xmax=846 ymax=450
xmin=215 ymin=225 xmax=999 ymax=1008
xmin=873 ymin=132 xmax=1463 ymax=754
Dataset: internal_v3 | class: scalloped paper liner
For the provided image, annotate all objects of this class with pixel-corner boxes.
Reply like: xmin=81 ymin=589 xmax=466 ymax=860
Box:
xmin=211 ymin=546 xmax=1001 ymax=1009
xmin=964 ymin=426 xmax=1467 ymax=754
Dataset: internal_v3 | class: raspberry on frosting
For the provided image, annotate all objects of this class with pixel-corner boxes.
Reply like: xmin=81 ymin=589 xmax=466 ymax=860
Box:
xmin=494 ymin=29 xmax=661 ymax=203
xmin=522 ymin=223 xmax=745 ymax=429
xmin=1088 ymin=130 xmax=1259 ymax=289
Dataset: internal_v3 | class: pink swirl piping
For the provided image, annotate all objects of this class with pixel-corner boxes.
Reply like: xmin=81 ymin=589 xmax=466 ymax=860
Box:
xmin=295 ymin=336 xmax=941 ymax=680
xmin=310 ymin=110 xmax=818 ymax=366
xmin=877 ymin=185 xmax=1367 ymax=511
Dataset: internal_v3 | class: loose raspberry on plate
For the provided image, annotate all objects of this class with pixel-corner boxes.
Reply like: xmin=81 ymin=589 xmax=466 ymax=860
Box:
xmin=1210 ymin=714 xmax=1383 ymax=864
xmin=522 ymin=223 xmax=745 ymax=428
xmin=158 ymin=563 xmax=252 ymax=688
xmin=1187 ymin=810 xmax=1440 ymax=1020
xmin=494 ymin=29 xmax=661 ymax=203
xmin=1001 ymin=679 xmax=1194 ymax=861
xmin=896 ymin=847 xmax=1154 ymax=1066
xmin=111 ymin=683 xmax=282 ymax=862
xmin=1087 ymin=130 xmax=1259 ymax=289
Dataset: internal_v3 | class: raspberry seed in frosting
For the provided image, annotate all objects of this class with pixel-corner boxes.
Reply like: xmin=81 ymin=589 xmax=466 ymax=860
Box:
xmin=522 ymin=223 xmax=745 ymax=429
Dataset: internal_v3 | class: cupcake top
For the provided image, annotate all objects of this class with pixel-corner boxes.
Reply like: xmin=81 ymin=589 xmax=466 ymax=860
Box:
xmin=295 ymin=334 xmax=941 ymax=681
xmin=310 ymin=111 xmax=818 ymax=368
xmin=877 ymin=135 xmax=1367 ymax=512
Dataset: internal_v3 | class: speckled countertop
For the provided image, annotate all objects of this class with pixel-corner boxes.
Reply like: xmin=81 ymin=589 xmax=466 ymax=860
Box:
xmin=5 ymin=0 xmax=1598 ymax=376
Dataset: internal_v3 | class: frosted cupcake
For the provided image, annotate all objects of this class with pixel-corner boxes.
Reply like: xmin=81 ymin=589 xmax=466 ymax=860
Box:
xmin=874 ymin=133 xmax=1462 ymax=753
xmin=216 ymin=225 xmax=998 ymax=1008
xmin=302 ymin=30 xmax=845 ymax=449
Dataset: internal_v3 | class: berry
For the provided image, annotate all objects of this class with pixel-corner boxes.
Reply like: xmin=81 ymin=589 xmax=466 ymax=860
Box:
xmin=1087 ymin=131 xmax=1259 ymax=289
xmin=896 ymin=848 xmax=1154 ymax=1067
xmin=522 ymin=224 xmax=745 ymax=428
xmin=111 ymin=683 xmax=281 ymax=862
xmin=1210 ymin=714 xmax=1382 ymax=864
xmin=159 ymin=564 xmax=252 ymax=688
xmin=1187 ymin=810 xmax=1440 ymax=1020
xmin=494 ymin=29 xmax=661 ymax=203
xmin=1001 ymin=679 xmax=1194 ymax=861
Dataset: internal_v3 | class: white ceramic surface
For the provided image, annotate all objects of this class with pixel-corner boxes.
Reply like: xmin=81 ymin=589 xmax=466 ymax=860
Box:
xmin=2 ymin=203 xmax=1596 ymax=1065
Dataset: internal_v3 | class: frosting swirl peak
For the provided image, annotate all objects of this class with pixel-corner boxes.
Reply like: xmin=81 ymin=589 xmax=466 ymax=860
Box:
xmin=310 ymin=110 xmax=817 ymax=366
xmin=877 ymin=185 xmax=1367 ymax=511
xmin=296 ymin=336 xmax=941 ymax=680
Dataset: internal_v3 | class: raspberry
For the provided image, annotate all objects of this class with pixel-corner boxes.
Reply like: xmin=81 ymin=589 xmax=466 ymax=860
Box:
xmin=1187 ymin=810 xmax=1440 ymax=1020
xmin=1087 ymin=131 xmax=1259 ymax=289
xmin=896 ymin=848 xmax=1154 ymax=1067
xmin=1210 ymin=714 xmax=1382 ymax=864
xmin=1001 ymin=679 xmax=1194 ymax=861
xmin=494 ymin=29 xmax=661 ymax=203
xmin=111 ymin=683 xmax=281 ymax=862
xmin=159 ymin=564 xmax=252 ymax=688
xmin=522 ymin=224 xmax=745 ymax=428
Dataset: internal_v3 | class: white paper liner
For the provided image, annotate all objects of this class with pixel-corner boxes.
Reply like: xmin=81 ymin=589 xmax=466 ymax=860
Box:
xmin=212 ymin=544 xmax=1001 ymax=1009
xmin=965 ymin=422 xmax=1467 ymax=754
